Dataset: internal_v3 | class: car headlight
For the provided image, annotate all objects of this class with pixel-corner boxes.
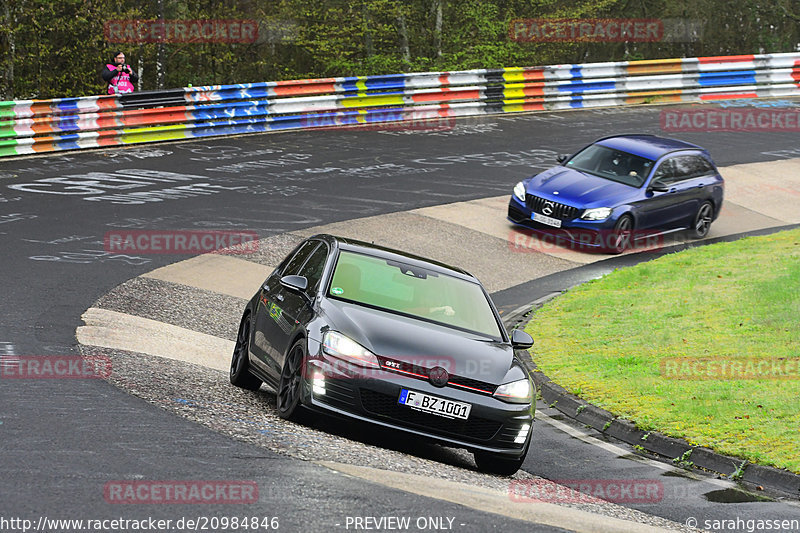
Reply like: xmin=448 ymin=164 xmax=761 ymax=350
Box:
xmin=581 ymin=207 xmax=613 ymax=221
xmin=322 ymin=331 xmax=380 ymax=368
xmin=513 ymin=181 xmax=526 ymax=203
xmin=493 ymin=378 xmax=532 ymax=403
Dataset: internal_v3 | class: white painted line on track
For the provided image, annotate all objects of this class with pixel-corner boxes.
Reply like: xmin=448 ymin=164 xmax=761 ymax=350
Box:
xmin=77 ymin=307 xmax=234 ymax=372
xmin=318 ymin=460 xmax=673 ymax=533
xmin=142 ymin=254 xmax=275 ymax=300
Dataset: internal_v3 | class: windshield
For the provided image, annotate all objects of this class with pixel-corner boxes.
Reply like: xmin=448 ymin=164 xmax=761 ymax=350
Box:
xmin=328 ymin=250 xmax=503 ymax=339
xmin=566 ymin=144 xmax=654 ymax=187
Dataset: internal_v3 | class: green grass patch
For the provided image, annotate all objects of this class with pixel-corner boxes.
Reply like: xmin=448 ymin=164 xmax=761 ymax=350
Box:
xmin=526 ymin=228 xmax=800 ymax=473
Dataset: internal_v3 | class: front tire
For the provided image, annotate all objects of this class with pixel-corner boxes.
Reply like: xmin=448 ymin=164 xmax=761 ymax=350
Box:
xmin=690 ymin=201 xmax=714 ymax=239
xmin=230 ymin=314 xmax=263 ymax=391
xmin=608 ymin=215 xmax=633 ymax=254
xmin=277 ymin=339 xmax=306 ymax=420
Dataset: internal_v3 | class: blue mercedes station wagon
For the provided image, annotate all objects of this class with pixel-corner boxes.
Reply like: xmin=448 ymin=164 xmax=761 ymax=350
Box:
xmin=508 ymin=134 xmax=725 ymax=253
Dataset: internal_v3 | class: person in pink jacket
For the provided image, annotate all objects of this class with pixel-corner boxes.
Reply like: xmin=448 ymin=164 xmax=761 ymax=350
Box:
xmin=101 ymin=51 xmax=139 ymax=94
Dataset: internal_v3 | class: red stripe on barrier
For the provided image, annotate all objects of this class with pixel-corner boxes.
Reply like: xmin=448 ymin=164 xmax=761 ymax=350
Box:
xmin=96 ymin=117 xmax=121 ymax=129
xmin=30 ymin=120 xmax=56 ymax=135
xmin=273 ymin=82 xmax=336 ymax=96
xmin=30 ymin=102 xmax=56 ymax=118
xmin=792 ymin=61 xmax=800 ymax=83
xmin=700 ymin=92 xmax=758 ymax=100
xmin=520 ymin=86 xmax=545 ymax=97
xmin=31 ymin=137 xmax=57 ymax=152
xmin=697 ymin=54 xmax=755 ymax=64
xmin=520 ymin=69 xmax=546 ymax=81
xmin=119 ymin=107 xmax=192 ymax=126
xmin=411 ymin=89 xmax=482 ymax=102
xmin=98 ymin=132 xmax=122 ymax=146
xmin=97 ymin=97 xmax=121 ymax=111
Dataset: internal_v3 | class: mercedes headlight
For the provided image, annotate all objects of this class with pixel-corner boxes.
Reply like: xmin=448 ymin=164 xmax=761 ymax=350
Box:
xmin=581 ymin=207 xmax=612 ymax=221
xmin=513 ymin=181 xmax=526 ymax=203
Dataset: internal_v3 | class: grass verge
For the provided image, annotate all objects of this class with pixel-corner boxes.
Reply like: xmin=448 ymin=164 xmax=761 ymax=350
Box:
xmin=525 ymin=228 xmax=800 ymax=474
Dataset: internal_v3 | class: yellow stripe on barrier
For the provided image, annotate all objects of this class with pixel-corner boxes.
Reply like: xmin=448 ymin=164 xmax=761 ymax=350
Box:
xmin=340 ymin=95 xmax=405 ymax=108
xmin=119 ymin=124 xmax=191 ymax=144
xmin=503 ymin=69 xmax=545 ymax=83
xmin=627 ymin=59 xmax=683 ymax=76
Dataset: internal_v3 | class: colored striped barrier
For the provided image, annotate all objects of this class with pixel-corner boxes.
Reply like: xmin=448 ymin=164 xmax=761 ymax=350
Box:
xmin=1 ymin=52 xmax=798 ymax=157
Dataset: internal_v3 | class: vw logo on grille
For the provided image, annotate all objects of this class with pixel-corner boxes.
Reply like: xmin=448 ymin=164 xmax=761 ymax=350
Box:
xmin=429 ymin=366 xmax=449 ymax=388
xmin=542 ymin=201 xmax=555 ymax=216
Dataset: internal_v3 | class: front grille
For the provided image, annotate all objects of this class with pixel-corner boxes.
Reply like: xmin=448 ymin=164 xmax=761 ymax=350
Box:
xmin=376 ymin=356 xmax=495 ymax=395
xmin=359 ymin=389 xmax=502 ymax=441
xmin=526 ymin=194 xmax=579 ymax=220
xmin=448 ymin=374 xmax=496 ymax=394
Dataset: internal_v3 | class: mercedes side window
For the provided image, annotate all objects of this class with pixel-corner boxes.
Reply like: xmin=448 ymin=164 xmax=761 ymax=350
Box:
xmin=671 ymin=155 xmax=713 ymax=181
xmin=651 ymin=159 xmax=676 ymax=186
xmin=691 ymin=156 xmax=716 ymax=176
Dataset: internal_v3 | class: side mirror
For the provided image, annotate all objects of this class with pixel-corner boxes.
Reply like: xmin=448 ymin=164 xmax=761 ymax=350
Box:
xmin=280 ymin=274 xmax=308 ymax=293
xmin=511 ymin=329 xmax=534 ymax=349
xmin=648 ymin=180 xmax=669 ymax=193
xmin=556 ymin=154 xmax=569 ymax=164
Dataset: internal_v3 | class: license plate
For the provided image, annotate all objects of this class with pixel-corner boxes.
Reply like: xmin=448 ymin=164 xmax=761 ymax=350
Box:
xmin=532 ymin=212 xmax=562 ymax=228
xmin=398 ymin=389 xmax=471 ymax=420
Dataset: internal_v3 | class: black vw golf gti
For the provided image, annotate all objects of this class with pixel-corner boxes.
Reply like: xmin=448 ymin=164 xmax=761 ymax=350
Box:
xmin=230 ymin=235 xmax=535 ymax=475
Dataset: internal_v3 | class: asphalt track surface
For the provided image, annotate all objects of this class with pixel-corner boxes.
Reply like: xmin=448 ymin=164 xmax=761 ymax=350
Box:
xmin=2 ymin=102 xmax=800 ymax=532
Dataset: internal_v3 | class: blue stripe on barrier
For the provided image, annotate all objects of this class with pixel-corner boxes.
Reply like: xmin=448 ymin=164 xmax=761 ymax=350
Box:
xmin=56 ymin=99 xmax=81 ymax=113
xmin=192 ymin=104 xmax=272 ymax=120
xmin=191 ymin=123 xmax=270 ymax=138
xmin=698 ymin=71 xmax=757 ymax=86
xmin=55 ymin=138 xmax=82 ymax=150
xmin=559 ymin=81 xmax=618 ymax=93
xmin=57 ymin=117 xmax=80 ymax=132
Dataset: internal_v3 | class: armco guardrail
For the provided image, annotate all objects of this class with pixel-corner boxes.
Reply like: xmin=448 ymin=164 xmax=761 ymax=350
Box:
xmin=1 ymin=53 xmax=799 ymax=158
